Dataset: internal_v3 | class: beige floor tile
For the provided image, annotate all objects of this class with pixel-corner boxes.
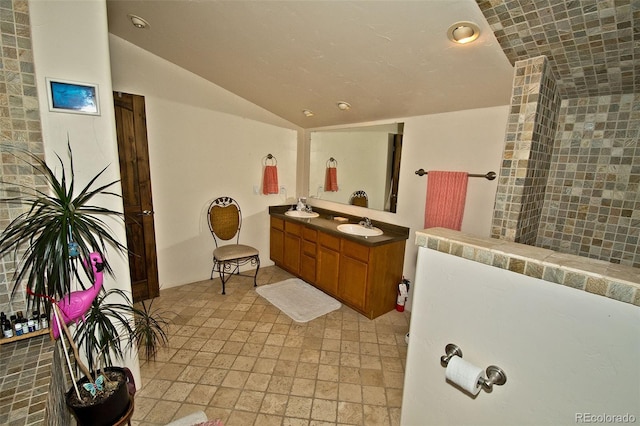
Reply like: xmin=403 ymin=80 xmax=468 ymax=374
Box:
xmin=285 ymin=395 xmax=313 ymax=418
xmin=260 ymin=393 xmax=289 ymax=415
xmin=337 ymin=401 xmax=363 ymax=424
xmin=153 ymin=364 xmax=186 ymax=381
xmin=185 ymin=384 xmax=218 ymax=405
xmin=177 ymin=365 xmax=207 ymax=383
xmin=163 ymin=381 xmax=196 ymax=402
xmin=283 ymin=418 xmax=310 ymax=426
xmin=210 ymin=387 xmax=241 ymax=408
xmin=314 ymin=381 xmax=339 ymax=400
xmin=245 ymin=372 xmax=272 ymax=391
xmin=136 ymin=378 xmax=170 ymax=400
xmin=317 ymin=365 xmax=339 ymax=382
xmin=137 ymin=266 xmax=410 ymax=426
xmin=362 ymin=386 xmax=386 ymax=406
xmin=226 ymin=410 xmax=258 ymax=426
xmin=267 ymin=375 xmax=294 ymax=394
xmin=338 ymin=382 xmax=362 ymax=403
xmin=253 ymin=358 xmax=278 ymax=374
xmin=142 ymin=400 xmax=181 ymax=423
xmin=256 ymin=413 xmax=285 ymax=426
xmin=198 ymin=367 xmax=228 ymax=386
xmin=235 ymin=390 xmax=266 ymax=412
xmin=363 ymin=404 xmax=390 ymax=425
xmin=290 ymin=378 xmax=316 ymax=397
xmin=311 ymin=399 xmax=337 ymax=422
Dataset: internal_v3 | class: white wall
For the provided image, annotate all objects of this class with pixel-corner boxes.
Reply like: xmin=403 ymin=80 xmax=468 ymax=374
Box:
xmin=109 ymin=36 xmax=300 ymax=288
xmin=29 ymin=0 xmax=139 ymax=381
xmin=308 ymin=106 xmax=509 ymax=307
xmin=402 ymin=247 xmax=640 ymax=425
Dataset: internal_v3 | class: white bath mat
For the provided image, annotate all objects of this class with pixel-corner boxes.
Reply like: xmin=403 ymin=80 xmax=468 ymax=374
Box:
xmin=256 ymin=278 xmax=341 ymax=322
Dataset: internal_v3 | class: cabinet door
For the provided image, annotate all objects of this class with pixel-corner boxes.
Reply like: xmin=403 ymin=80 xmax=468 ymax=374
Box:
xmin=301 ymin=240 xmax=316 ymax=283
xmin=338 ymin=240 xmax=369 ymax=311
xmin=270 ymin=217 xmax=284 ymax=265
xmin=316 ymin=232 xmax=340 ymax=295
xmin=283 ymin=222 xmax=302 ymax=274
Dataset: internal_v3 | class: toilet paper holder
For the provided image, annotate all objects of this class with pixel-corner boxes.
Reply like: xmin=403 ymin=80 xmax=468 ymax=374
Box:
xmin=440 ymin=343 xmax=507 ymax=391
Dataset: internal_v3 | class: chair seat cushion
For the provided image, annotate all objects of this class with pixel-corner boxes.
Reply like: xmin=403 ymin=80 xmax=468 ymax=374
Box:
xmin=214 ymin=244 xmax=259 ymax=261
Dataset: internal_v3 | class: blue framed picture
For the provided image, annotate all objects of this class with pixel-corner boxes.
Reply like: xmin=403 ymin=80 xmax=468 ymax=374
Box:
xmin=46 ymin=78 xmax=100 ymax=115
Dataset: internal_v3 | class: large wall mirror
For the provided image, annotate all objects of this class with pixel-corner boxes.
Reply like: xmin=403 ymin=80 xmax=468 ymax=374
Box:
xmin=309 ymin=123 xmax=403 ymax=213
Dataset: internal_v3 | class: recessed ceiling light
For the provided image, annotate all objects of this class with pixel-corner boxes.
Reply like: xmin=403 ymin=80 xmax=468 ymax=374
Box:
xmin=447 ymin=21 xmax=480 ymax=44
xmin=336 ymin=102 xmax=351 ymax=111
xmin=128 ymin=14 xmax=150 ymax=29
xmin=302 ymin=109 xmax=314 ymax=117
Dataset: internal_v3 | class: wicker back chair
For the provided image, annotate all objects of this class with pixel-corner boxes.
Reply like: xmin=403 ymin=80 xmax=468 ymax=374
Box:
xmin=349 ymin=190 xmax=368 ymax=207
xmin=208 ymin=197 xmax=260 ymax=294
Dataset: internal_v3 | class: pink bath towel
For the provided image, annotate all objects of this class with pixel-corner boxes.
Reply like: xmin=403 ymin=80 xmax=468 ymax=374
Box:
xmin=262 ymin=165 xmax=279 ymax=195
xmin=325 ymin=167 xmax=338 ymax=192
xmin=424 ymin=171 xmax=469 ymax=230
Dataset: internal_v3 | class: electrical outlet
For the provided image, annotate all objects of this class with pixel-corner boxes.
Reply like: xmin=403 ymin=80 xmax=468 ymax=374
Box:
xmin=253 ymin=185 xmax=260 ymax=195
xmin=279 ymin=185 xmax=286 ymax=194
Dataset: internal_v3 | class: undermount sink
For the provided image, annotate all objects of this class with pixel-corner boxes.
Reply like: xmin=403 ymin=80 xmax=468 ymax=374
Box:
xmin=285 ymin=210 xmax=320 ymax=218
xmin=337 ymin=223 xmax=384 ymax=237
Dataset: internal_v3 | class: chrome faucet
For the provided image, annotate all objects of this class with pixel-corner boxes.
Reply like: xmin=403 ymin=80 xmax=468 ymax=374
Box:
xmin=359 ymin=217 xmax=373 ymax=229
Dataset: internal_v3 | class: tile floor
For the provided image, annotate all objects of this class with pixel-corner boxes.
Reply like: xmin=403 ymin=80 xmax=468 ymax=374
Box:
xmin=133 ymin=266 xmax=410 ymax=426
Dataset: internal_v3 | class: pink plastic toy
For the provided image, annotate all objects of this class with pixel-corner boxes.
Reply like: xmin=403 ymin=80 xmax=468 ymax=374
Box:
xmin=51 ymin=252 xmax=105 ymax=339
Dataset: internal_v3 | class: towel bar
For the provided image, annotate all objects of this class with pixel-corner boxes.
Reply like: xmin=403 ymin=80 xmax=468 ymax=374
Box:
xmin=415 ymin=169 xmax=496 ymax=180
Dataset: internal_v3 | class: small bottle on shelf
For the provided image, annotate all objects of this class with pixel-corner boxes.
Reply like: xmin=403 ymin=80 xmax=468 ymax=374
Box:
xmin=3 ymin=320 xmax=13 ymax=338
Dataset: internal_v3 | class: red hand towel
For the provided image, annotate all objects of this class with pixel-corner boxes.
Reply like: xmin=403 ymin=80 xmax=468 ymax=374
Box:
xmin=424 ymin=171 xmax=469 ymax=230
xmin=262 ymin=165 xmax=279 ymax=195
xmin=324 ymin=167 xmax=338 ymax=192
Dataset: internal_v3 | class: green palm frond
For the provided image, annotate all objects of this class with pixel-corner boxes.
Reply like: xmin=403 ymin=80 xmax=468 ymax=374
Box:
xmin=0 ymin=143 xmax=126 ymax=310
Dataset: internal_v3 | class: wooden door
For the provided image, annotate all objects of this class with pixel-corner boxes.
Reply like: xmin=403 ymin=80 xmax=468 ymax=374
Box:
xmin=113 ymin=92 xmax=159 ymax=302
xmin=389 ymin=132 xmax=403 ymax=213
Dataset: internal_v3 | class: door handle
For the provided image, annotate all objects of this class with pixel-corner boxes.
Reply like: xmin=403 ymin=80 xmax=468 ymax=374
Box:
xmin=138 ymin=210 xmax=154 ymax=216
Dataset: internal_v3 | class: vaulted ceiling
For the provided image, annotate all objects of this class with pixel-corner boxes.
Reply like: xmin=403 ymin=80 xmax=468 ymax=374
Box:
xmin=106 ymin=0 xmax=639 ymax=128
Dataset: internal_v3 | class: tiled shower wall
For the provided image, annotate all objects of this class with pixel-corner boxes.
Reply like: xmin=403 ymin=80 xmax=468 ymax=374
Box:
xmin=491 ymin=56 xmax=561 ymax=244
xmin=492 ymin=56 xmax=640 ymax=268
xmin=537 ymin=93 xmax=640 ymax=268
xmin=0 ymin=0 xmax=44 ymax=314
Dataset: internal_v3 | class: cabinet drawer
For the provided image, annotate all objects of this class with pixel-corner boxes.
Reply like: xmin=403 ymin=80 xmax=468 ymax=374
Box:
xmin=303 ymin=227 xmax=317 ymax=242
xmin=341 ymin=239 xmax=369 ymax=262
xmin=302 ymin=240 xmax=316 ymax=256
xmin=271 ymin=216 xmax=284 ymax=231
xmin=318 ymin=232 xmax=340 ymax=251
xmin=285 ymin=221 xmax=302 ymax=236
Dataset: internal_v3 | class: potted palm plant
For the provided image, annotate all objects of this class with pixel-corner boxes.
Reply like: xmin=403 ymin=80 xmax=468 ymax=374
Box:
xmin=0 ymin=143 xmax=168 ymax=426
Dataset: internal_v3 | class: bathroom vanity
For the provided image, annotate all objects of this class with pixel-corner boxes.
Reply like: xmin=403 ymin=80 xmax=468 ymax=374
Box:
xmin=268 ymin=205 xmax=409 ymax=319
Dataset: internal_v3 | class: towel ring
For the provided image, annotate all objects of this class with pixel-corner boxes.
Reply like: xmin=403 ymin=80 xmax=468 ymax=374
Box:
xmin=326 ymin=157 xmax=337 ymax=167
xmin=263 ymin=154 xmax=277 ymax=166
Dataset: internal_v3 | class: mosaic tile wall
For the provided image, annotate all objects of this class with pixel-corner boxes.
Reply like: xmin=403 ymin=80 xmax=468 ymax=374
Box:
xmin=537 ymin=93 xmax=640 ymax=268
xmin=477 ymin=0 xmax=638 ymax=98
xmin=0 ymin=0 xmax=44 ymax=315
xmin=0 ymin=334 xmax=54 ymax=425
xmin=491 ymin=56 xmax=561 ymax=244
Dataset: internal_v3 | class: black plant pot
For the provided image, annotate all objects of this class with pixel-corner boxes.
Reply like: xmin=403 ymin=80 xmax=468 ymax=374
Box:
xmin=65 ymin=367 xmax=131 ymax=426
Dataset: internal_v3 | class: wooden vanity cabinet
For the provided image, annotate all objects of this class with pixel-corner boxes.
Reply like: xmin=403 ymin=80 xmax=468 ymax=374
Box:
xmin=270 ymin=215 xmax=406 ymax=319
